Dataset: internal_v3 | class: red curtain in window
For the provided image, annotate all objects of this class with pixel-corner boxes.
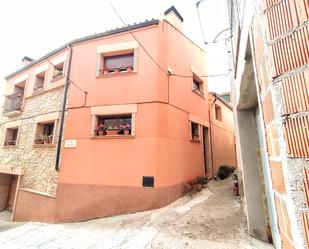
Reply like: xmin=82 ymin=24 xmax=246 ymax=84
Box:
xmin=104 ymin=53 xmax=134 ymax=69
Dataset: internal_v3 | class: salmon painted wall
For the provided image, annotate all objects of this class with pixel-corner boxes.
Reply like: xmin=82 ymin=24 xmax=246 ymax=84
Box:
xmin=59 ymin=20 xmax=208 ymax=188
xmin=209 ymin=94 xmax=236 ymax=176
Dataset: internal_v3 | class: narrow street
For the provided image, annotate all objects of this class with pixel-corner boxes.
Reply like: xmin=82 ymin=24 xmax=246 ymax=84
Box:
xmin=0 ymin=178 xmax=274 ymax=249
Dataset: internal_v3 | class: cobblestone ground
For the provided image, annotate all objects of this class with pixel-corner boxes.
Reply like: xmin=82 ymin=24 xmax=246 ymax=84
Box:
xmin=0 ymin=178 xmax=274 ymax=249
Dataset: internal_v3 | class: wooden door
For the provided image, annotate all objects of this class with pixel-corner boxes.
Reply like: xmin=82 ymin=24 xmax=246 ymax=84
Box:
xmin=6 ymin=175 xmax=17 ymax=211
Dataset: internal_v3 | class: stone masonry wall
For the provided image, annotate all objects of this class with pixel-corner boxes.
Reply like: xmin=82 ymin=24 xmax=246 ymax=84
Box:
xmin=0 ymin=87 xmax=64 ymax=195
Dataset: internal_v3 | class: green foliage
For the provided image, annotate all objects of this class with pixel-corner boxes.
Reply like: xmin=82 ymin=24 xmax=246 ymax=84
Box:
xmin=217 ymin=165 xmax=234 ymax=180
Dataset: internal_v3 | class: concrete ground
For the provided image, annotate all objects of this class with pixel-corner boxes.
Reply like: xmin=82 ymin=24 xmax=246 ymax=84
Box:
xmin=0 ymin=178 xmax=274 ymax=249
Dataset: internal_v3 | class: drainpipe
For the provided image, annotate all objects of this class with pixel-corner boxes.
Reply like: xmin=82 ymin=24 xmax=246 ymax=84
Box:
xmin=209 ymin=93 xmax=218 ymax=178
xmin=55 ymin=45 xmax=73 ymax=171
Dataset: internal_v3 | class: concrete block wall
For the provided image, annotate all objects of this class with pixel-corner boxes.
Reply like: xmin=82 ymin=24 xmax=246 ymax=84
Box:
xmin=251 ymin=0 xmax=309 ymax=248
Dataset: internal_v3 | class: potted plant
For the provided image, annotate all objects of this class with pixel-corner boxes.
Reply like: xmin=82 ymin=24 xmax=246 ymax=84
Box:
xmin=196 ymin=176 xmax=208 ymax=187
xmin=103 ymin=68 xmax=109 ymax=75
xmin=126 ymin=64 xmax=133 ymax=72
xmin=96 ymin=123 xmax=105 ymax=136
xmin=106 ymin=126 xmax=118 ymax=135
xmin=35 ymin=135 xmax=44 ymax=144
xmin=124 ymin=123 xmax=131 ymax=135
xmin=5 ymin=141 xmax=16 ymax=146
xmin=47 ymin=135 xmax=53 ymax=144
xmin=43 ymin=135 xmax=52 ymax=144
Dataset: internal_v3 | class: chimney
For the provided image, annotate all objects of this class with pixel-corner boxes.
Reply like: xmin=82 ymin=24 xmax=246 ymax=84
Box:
xmin=164 ymin=6 xmax=184 ymax=30
xmin=22 ymin=56 xmax=34 ymax=66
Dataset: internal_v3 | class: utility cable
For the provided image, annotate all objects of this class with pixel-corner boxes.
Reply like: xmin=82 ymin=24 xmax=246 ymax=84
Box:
xmin=170 ymin=71 xmax=231 ymax=78
xmin=108 ymin=1 xmax=168 ymax=76
xmin=108 ymin=1 xmax=231 ymax=79
xmin=46 ymin=58 xmax=88 ymax=94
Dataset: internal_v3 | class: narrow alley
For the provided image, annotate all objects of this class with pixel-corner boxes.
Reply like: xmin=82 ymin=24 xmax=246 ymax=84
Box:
xmin=0 ymin=179 xmax=273 ymax=249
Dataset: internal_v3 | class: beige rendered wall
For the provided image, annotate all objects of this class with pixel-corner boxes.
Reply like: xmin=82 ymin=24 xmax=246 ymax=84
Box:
xmin=209 ymin=95 xmax=236 ymax=176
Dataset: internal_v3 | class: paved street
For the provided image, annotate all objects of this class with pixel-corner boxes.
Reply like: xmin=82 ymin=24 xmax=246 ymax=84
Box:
xmin=0 ymin=178 xmax=274 ymax=249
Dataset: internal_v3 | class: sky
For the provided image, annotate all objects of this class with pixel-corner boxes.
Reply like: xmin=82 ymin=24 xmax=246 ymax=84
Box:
xmin=0 ymin=0 xmax=230 ymax=101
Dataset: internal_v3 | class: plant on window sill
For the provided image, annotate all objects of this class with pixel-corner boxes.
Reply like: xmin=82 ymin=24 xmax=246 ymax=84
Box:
xmin=106 ymin=126 xmax=118 ymax=136
xmin=95 ymin=123 xmax=106 ymax=136
xmin=120 ymin=123 xmax=131 ymax=135
xmin=35 ymin=135 xmax=53 ymax=145
xmin=4 ymin=141 xmax=16 ymax=146
xmin=191 ymin=135 xmax=200 ymax=142
xmin=126 ymin=65 xmax=133 ymax=72
xmin=99 ymin=66 xmax=135 ymax=76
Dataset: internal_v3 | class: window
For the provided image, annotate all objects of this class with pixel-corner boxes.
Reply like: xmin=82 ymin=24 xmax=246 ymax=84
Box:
xmin=215 ymin=105 xmax=222 ymax=121
xmin=34 ymin=71 xmax=46 ymax=92
xmin=52 ymin=62 xmax=64 ymax=79
xmin=221 ymin=93 xmax=231 ymax=103
xmin=34 ymin=122 xmax=55 ymax=144
xmin=4 ymin=128 xmax=19 ymax=146
xmin=192 ymin=73 xmax=204 ymax=95
xmin=94 ymin=114 xmax=132 ymax=136
xmin=190 ymin=122 xmax=200 ymax=140
xmin=99 ymin=52 xmax=134 ymax=75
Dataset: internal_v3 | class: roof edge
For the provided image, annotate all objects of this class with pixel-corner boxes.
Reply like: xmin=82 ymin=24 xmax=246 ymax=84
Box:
xmin=5 ymin=19 xmax=159 ymax=80
xmin=209 ymin=92 xmax=233 ymax=110
xmin=164 ymin=6 xmax=184 ymax=22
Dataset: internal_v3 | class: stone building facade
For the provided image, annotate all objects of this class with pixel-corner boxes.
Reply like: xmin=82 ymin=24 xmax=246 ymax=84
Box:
xmin=0 ymin=47 xmax=69 ymax=220
xmin=0 ymin=89 xmax=63 ymax=195
xmin=227 ymin=0 xmax=308 ymax=248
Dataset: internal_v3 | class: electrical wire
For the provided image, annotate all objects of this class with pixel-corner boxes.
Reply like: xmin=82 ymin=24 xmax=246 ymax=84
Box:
xmin=46 ymin=58 xmax=87 ymax=94
xmin=170 ymin=71 xmax=231 ymax=78
xmin=108 ymin=1 xmax=231 ymax=79
xmin=108 ymin=1 xmax=167 ymax=76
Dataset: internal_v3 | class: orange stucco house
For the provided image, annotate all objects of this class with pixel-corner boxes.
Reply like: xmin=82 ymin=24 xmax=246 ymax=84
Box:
xmin=0 ymin=7 xmax=212 ymax=222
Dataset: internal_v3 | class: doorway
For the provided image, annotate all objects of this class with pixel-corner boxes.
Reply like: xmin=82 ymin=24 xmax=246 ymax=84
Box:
xmin=234 ymin=37 xmax=280 ymax=246
xmin=7 ymin=175 xmax=18 ymax=211
xmin=202 ymin=127 xmax=212 ymax=178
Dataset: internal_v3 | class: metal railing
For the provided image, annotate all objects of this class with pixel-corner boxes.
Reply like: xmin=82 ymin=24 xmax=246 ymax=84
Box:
xmin=3 ymin=92 xmax=23 ymax=114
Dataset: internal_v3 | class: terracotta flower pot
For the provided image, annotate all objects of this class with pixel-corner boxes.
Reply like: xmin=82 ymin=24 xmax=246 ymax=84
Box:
xmin=106 ymin=130 xmax=118 ymax=135
xmin=114 ymin=68 xmax=120 ymax=74
xmin=233 ymin=182 xmax=239 ymax=196
xmin=124 ymin=129 xmax=130 ymax=135
xmin=193 ymin=183 xmax=202 ymax=191
xmin=126 ymin=67 xmax=133 ymax=72
xmin=35 ymin=139 xmax=44 ymax=144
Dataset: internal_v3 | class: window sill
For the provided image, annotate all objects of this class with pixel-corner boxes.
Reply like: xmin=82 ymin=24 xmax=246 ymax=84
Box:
xmin=51 ymin=75 xmax=65 ymax=82
xmin=190 ymin=139 xmax=200 ymax=143
xmin=91 ymin=135 xmax=135 ymax=139
xmin=33 ymin=144 xmax=56 ymax=148
xmin=192 ymin=89 xmax=205 ymax=99
xmin=32 ymin=89 xmax=45 ymax=96
xmin=96 ymin=71 xmax=137 ymax=79
xmin=3 ymin=145 xmax=18 ymax=148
